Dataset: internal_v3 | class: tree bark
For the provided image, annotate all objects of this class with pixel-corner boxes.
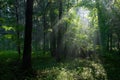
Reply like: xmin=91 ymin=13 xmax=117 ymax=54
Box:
xmin=22 ymin=0 xmax=33 ymax=70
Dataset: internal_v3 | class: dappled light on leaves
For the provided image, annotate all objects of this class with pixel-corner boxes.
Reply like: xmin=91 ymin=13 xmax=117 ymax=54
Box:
xmin=33 ymin=58 xmax=107 ymax=80
xmin=52 ymin=6 xmax=100 ymax=59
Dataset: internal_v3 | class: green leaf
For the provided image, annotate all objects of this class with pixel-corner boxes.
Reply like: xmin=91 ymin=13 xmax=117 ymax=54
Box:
xmin=4 ymin=34 xmax=13 ymax=39
xmin=2 ymin=26 xmax=15 ymax=31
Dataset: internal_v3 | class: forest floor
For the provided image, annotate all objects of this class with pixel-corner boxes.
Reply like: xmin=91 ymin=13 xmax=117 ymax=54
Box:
xmin=0 ymin=51 xmax=120 ymax=80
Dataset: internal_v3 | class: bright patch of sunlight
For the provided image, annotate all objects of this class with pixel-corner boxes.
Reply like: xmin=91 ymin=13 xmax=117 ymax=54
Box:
xmin=56 ymin=68 xmax=74 ymax=80
xmin=2 ymin=26 xmax=15 ymax=31
xmin=35 ymin=59 xmax=108 ymax=80
xmin=59 ymin=6 xmax=99 ymax=55
xmin=56 ymin=59 xmax=107 ymax=80
xmin=81 ymin=67 xmax=94 ymax=79
xmin=77 ymin=7 xmax=90 ymax=28
xmin=91 ymin=62 xmax=107 ymax=78
xmin=80 ymin=62 xmax=107 ymax=80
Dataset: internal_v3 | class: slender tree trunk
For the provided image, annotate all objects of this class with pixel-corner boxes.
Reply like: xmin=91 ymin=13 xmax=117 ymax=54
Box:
xmin=22 ymin=0 xmax=33 ymax=70
xmin=15 ymin=0 xmax=21 ymax=61
xmin=58 ymin=0 xmax=62 ymax=19
xmin=51 ymin=30 xmax=56 ymax=57
xmin=43 ymin=12 xmax=46 ymax=54
xmin=110 ymin=33 xmax=112 ymax=51
xmin=107 ymin=34 xmax=110 ymax=51
xmin=49 ymin=2 xmax=57 ymax=57
xmin=43 ymin=2 xmax=50 ymax=54
xmin=56 ymin=0 xmax=63 ymax=62
xmin=117 ymin=34 xmax=120 ymax=53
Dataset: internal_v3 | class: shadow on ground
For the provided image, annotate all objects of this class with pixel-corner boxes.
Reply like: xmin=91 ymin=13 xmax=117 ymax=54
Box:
xmin=100 ymin=53 xmax=120 ymax=80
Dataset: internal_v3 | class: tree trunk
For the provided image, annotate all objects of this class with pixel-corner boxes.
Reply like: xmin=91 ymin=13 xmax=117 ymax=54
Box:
xmin=15 ymin=0 xmax=21 ymax=62
xmin=56 ymin=0 xmax=63 ymax=62
xmin=107 ymin=34 xmax=110 ymax=51
xmin=22 ymin=0 xmax=33 ymax=70
xmin=43 ymin=11 xmax=46 ymax=54
xmin=58 ymin=0 xmax=62 ymax=20
xmin=95 ymin=0 xmax=107 ymax=51
xmin=117 ymin=33 xmax=120 ymax=53
xmin=49 ymin=2 xmax=57 ymax=57
xmin=110 ymin=33 xmax=112 ymax=51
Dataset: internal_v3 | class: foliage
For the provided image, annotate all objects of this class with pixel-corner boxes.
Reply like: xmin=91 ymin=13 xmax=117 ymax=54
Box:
xmin=1 ymin=51 xmax=120 ymax=80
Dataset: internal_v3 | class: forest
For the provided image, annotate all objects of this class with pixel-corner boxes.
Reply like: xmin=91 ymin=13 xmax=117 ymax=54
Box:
xmin=0 ymin=0 xmax=120 ymax=80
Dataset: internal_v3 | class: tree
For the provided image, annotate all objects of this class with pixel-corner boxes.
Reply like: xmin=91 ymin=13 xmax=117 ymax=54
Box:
xmin=22 ymin=0 xmax=33 ymax=70
xmin=15 ymin=0 xmax=21 ymax=62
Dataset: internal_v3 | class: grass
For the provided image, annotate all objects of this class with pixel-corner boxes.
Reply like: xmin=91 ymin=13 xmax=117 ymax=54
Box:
xmin=0 ymin=50 xmax=120 ymax=80
xmin=0 ymin=51 xmax=19 ymax=80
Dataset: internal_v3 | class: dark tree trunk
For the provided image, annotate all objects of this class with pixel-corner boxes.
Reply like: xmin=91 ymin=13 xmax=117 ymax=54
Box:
xmin=43 ymin=10 xmax=46 ymax=54
xmin=22 ymin=0 xmax=33 ymax=70
xmin=49 ymin=2 xmax=57 ymax=57
xmin=51 ymin=30 xmax=56 ymax=57
xmin=15 ymin=0 xmax=21 ymax=61
xmin=117 ymin=34 xmax=120 ymax=53
xmin=55 ymin=0 xmax=63 ymax=62
xmin=58 ymin=0 xmax=62 ymax=20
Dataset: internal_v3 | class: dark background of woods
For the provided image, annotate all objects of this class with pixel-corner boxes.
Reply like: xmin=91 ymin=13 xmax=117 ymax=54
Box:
xmin=0 ymin=0 xmax=120 ymax=80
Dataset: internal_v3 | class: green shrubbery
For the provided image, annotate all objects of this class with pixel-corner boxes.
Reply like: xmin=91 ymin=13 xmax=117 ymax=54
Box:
xmin=0 ymin=51 xmax=120 ymax=80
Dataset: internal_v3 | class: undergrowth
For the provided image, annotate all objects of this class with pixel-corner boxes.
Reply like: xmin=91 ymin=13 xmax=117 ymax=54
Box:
xmin=0 ymin=51 xmax=120 ymax=80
